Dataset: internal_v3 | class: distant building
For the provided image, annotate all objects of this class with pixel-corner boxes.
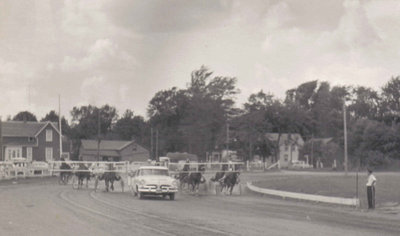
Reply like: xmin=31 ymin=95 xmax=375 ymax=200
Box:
xmin=166 ymin=152 xmax=198 ymax=162
xmin=1 ymin=121 xmax=66 ymax=162
xmin=306 ymin=137 xmax=339 ymax=168
xmin=265 ymin=133 xmax=304 ymax=168
xmin=79 ymin=139 xmax=149 ymax=162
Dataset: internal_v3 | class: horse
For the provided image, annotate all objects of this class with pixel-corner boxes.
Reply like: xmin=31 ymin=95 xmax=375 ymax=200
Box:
xmin=59 ymin=161 xmax=72 ymax=184
xmin=75 ymin=163 xmax=91 ymax=189
xmin=187 ymin=164 xmax=206 ymax=194
xmin=175 ymin=162 xmax=191 ymax=190
xmin=220 ymin=171 xmax=240 ymax=195
xmin=210 ymin=163 xmax=229 ymax=182
xmin=98 ymin=164 xmax=123 ymax=192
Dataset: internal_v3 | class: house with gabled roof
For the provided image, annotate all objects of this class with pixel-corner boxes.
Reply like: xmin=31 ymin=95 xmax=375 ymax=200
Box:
xmin=1 ymin=121 xmax=63 ymax=162
xmin=79 ymin=139 xmax=149 ymax=162
xmin=265 ymin=133 xmax=304 ymax=168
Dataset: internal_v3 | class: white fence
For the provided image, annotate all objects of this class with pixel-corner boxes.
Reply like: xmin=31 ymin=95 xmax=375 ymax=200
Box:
xmin=0 ymin=161 xmax=52 ymax=180
xmin=0 ymin=160 xmax=271 ymax=181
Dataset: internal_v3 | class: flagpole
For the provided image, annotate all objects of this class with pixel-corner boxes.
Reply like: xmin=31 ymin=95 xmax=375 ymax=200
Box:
xmin=59 ymin=95 xmax=63 ymax=159
xmin=343 ymin=99 xmax=348 ymax=176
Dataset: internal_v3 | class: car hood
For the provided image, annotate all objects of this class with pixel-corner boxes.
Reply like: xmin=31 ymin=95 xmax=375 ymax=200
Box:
xmin=139 ymin=175 xmax=175 ymax=185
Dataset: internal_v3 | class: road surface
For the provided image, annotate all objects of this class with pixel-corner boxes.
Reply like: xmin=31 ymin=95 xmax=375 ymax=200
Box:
xmin=0 ymin=178 xmax=398 ymax=236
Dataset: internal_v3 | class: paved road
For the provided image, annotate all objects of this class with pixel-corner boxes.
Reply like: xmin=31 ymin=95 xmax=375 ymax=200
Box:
xmin=0 ymin=178 xmax=399 ymax=236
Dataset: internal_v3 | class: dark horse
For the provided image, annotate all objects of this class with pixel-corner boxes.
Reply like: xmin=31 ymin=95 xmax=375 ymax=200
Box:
xmin=75 ymin=163 xmax=91 ymax=189
xmin=98 ymin=164 xmax=123 ymax=192
xmin=220 ymin=171 xmax=240 ymax=195
xmin=210 ymin=164 xmax=229 ymax=183
xmin=187 ymin=164 xmax=206 ymax=194
xmin=175 ymin=162 xmax=191 ymax=190
xmin=59 ymin=160 xmax=72 ymax=184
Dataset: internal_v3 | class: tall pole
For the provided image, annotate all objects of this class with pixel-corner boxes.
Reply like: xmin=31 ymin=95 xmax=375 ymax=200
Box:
xmin=311 ymin=133 xmax=314 ymax=168
xmin=150 ymin=127 xmax=153 ymax=160
xmin=97 ymin=108 xmax=100 ymax=161
xmin=343 ymin=101 xmax=348 ymax=175
xmin=227 ymin=123 xmax=229 ymax=150
xmin=58 ymin=95 xmax=63 ymax=159
xmin=155 ymin=128 xmax=159 ymax=162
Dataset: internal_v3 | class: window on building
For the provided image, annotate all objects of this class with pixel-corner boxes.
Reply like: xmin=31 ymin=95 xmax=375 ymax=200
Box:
xmin=5 ymin=147 xmax=22 ymax=161
xmin=284 ymin=154 xmax=289 ymax=161
xmin=46 ymin=129 xmax=53 ymax=142
xmin=27 ymin=147 xmax=33 ymax=161
xmin=284 ymin=145 xmax=289 ymax=151
xmin=45 ymin=147 xmax=53 ymax=161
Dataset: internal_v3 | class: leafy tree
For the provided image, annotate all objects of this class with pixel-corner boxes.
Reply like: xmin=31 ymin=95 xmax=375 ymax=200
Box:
xmin=12 ymin=111 xmax=37 ymax=122
xmin=113 ymin=109 xmax=148 ymax=144
xmin=147 ymin=66 xmax=239 ymax=159
xmin=70 ymin=104 xmax=118 ymax=139
xmin=380 ymin=76 xmax=400 ymax=124
xmin=147 ymin=87 xmax=188 ymax=156
xmin=244 ymin=90 xmax=275 ymax=112
xmin=347 ymin=118 xmax=400 ymax=168
xmin=348 ymin=86 xmax=380 ymax=120
xmin=68 ymin=104 xmax=118 ymax=160
xmin=181 ymin=66 xmax=239 ymax=158
xmin=285 ymin=80 xmax=318 ymax=110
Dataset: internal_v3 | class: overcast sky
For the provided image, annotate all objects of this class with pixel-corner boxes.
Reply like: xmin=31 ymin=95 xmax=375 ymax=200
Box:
xmin=0 ymin=0 xmax=399 ymax=121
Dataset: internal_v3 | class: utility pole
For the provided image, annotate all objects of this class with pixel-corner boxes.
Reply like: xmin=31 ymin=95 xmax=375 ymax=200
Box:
xmin=155 ymin=129 xmax=159 ymax=162
xmin=226 ymin=123 xmax=230 ymax=158
xmin=311 ymin=133 xmax=314 ymax=168
xmin=97 ymin=108 xmax=101 ymax=161
xmin=150 ymin=127 xmax=153 ymax=160
xmin=343 ymin=100 xmax=348 ymax=175
xmin=58 ymin=95 xmax=63 ymax=159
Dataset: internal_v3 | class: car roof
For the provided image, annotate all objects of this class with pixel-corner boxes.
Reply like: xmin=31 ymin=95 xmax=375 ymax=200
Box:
xmin=138 ymin=166 xmax=168 ymax=170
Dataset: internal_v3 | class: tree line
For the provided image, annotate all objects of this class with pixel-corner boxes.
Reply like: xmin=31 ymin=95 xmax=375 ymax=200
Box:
xmin=7 ymin=66 xmax=400 ymax=168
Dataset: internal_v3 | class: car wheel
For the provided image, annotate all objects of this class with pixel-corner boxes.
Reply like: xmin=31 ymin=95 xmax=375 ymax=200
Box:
xmin=169 ymin=193 xmax=175 ymax=200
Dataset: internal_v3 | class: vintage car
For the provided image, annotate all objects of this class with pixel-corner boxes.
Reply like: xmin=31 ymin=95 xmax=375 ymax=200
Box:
xmin=128 ymin=166 xmax=178 ymax=200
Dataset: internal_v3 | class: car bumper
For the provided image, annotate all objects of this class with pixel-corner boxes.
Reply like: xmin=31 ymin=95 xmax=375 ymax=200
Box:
xmin=138 ymin=186 xmax=178 ymax=194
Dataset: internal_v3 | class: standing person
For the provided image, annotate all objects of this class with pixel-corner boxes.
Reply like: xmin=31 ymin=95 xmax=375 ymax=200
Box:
xmin=366 ymin=168 xmax=377 ymax=209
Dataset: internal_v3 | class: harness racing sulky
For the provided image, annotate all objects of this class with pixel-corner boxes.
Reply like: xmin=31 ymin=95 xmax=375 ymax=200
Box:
xmin=51 ymin=160 xmax=244 ymax=196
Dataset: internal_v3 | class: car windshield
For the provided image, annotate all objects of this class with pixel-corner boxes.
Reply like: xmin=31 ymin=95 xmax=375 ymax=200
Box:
xmin=140 ymin=169 xmax=169 ymax=176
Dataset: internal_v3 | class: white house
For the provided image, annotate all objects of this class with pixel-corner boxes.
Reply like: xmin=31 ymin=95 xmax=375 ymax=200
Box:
xmin=265 ymin=133 xmax=304 ymax=168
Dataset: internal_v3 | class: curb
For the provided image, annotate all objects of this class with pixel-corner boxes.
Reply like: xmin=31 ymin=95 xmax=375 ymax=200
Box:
xmin=247 ymin=182 xmax=360 ymax=207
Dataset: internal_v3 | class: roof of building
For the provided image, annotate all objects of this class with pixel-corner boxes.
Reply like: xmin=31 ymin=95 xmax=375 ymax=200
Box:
xmin=166 ymin=152 xmax=198 ymax=162
xmin=309 ymin=137 xmax=333 ymax=145
xmin=80 ymin=149 xmax=120 ymax=157
xmin=265 ymin=133 xmax=304 ymax=146
xmin=1 ymin=121 xmax=59 ymax=137
xmin=81 ymin=139 xmax=134 ymax=150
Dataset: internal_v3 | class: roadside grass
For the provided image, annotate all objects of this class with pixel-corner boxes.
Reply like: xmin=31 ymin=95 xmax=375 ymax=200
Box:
xmin=252 ymin=172 xmax=400 ymax=208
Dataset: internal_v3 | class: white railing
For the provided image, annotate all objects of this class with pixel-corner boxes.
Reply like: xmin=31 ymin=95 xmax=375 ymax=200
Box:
xmin=0 ymin=160 xmax=253 ymax=181
xmin=0 ymin=161 xmax=52 ymax=180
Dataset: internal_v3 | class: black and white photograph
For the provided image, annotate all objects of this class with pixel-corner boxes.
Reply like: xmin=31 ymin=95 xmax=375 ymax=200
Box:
xmin=0 ymin=0 xmax=399 ymax=235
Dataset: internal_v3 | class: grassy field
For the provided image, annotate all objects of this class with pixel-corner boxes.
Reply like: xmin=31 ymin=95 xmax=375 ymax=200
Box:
xmin=251 ymin=171 xmax=400 ymax=209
